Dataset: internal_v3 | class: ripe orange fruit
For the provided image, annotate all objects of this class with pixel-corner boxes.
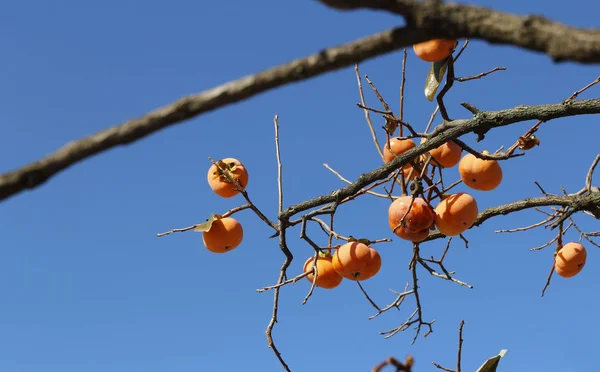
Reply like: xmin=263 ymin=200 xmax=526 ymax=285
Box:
xmin=433 ymin=193 xmax=478 ymax=236
xmin=554 ymin=242 xmax=587 ymax=278
xmin=383 ymin=138 xmax=423 ymax=180
xmin=388 ymin=196 xmax=435 ymax=242
xmin=332 ymin=242 xmax=382 ymax=281
xmin=384 ymin=137 xmax=416 ymax=162
xmin=202 ymin=217 xmax=244 ymax=253
xmin=458 ymin=152 xmax=503 ymax=191
xmin=413 ymin=39 xmax=457 ymax=62
xmin=207 ymin=158 xmax=249 ymax=198
xmin=420 ymin=138 xmax=463 ymax=168
xmin=303 ymin=254 xmax=343 ymax=289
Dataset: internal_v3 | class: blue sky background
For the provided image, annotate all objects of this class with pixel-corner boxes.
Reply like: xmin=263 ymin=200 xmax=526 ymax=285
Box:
xmin=1 ymin=1 xmax=599 ymax=371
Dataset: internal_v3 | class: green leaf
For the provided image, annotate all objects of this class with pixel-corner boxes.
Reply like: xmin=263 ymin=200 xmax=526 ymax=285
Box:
xmin=475 ymin=349 xmax=508 ymax=372
xmin=424 ymin=57 xmax=450 ymax=101
xmin=193 ymin=213 xmax=218 ymax=232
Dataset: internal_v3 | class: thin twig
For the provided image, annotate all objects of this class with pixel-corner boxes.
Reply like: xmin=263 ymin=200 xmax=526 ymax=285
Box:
xmin=357 ymin=281 xmax=382 ymax=311
xmin=156 ymin=204 xmax=251 ymax=237
xmin=455 ymin=67 xmax=506 ymax=82
xmin=256 ymin=270 xmax=312 ymax=292
xmin=274 ymin=115 xmax=283 ymax=213
xmin=356 ymin=64 xmax=384 ymax=160
xmin=365 ymin=75 xmax=392 ymax=113
xmin=399 ymin=48 xmax=408 ymax=136
xmin=565 ymin=76 xmax=600 ymax=102
xmin=323 ymin=163 xmax=391 ymax=198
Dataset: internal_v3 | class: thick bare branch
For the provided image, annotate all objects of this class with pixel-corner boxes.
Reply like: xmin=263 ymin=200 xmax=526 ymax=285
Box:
xmin=0 ymin=27 xmax=424 ymax=203
xmin=280 ymin=99 xmax=600 ymax=220
xmin=2 ymin=0 xmax=600 ymax=203
xmin=319 ymin=0 xmax=600 ymax=63
xmin=424 ymin=191 xmax=600 ymax=242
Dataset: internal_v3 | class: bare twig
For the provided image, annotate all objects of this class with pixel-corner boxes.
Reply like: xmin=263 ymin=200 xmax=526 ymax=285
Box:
xmin=369 ymin=284 xmax=414 ymax=320
xmin=256 ymin=270 xmax=312 ymax=292
xmin=156 ymin=204 xmax=251 ymax=237
xmin=565 ymin=76 xmax=600 ymax=102
xmin=585 ymin=154 xmax=600 ymax=193
xmin=432 ymin=320 xmax=465 ymax=372
xmin=455 ymin=67 xmax=506 ymax=82
xmin=265 ymin=228 xmax=293 ymax=372
xmin=366 ymin=75 xmax=392 ymax=113
xmin=381 ymin=243 xmax=434 ymax=342
xmin=356 ymin=64 xmax=384 ymax=160
xmin=358 ymin=281 xmax=382 ymax=311
xmin=373 ymin=355 xmax=414 ymax=372
xmin=570 ymin=217 xmax=600 ymax=248
xmin=495 ymin=214 xmax=556 ymax=233
xmin=274 ymin=115 xmax=283 ymax=213
xmin=399 ymin=48 xmax=408 ymax=134
xmin=323 ymin=163 xmax=391 ymax=198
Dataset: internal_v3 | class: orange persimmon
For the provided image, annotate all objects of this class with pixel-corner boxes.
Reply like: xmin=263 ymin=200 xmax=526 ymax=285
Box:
xmin=458 ymin=152 xmax=503 ymax=191
xmin=433 ymin=193 xmax=478 ymax=236
xmin=332 ymin=242 xmax=382 ymax=281
xmin=388 ymin=196 xmax=435 ymax=242
xmin=207 ymin=158 xmax=249 ymax=198
xmin=554 ymin=242 xmax=587 ymax=278
xmin=420 ymin=138 xmax=463 ymax=168
xmin=202 ymin=217 xmax=244 ymax=253
xmin=383 ymin=138 xmax=424 ymax=180
xmin=413 ymin=39 xmax=457 ymax=62
xmin=303 ymin=254 xmax=343 ymax=289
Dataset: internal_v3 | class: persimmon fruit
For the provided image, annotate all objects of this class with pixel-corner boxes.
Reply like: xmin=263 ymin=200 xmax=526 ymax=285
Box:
xmin=303 ymin=254 xmax=343 ymax=289
xmin=458 ymin=152 xmax=503 ymax=191
xmin=383 ymin=138 xmax=423 ymax=180
xmin=207 ymin=158 xmax=249 ymax=198
xmin=420 ymin=138 xmax=463 ymax=168
xmin=434 ymin=193 xmax=478 ymax=236
xmin=554 ymin=242 xmax=587 ymax=278
xmin=388 ymin=196 xmax=435 ymax=242
xmin=413 ymin=39 xmax=458 ymax=62
xmin=202 ymin=217 xmax=244 ymax=253
xmin=332 ymin=242 xmax=381 ymax=281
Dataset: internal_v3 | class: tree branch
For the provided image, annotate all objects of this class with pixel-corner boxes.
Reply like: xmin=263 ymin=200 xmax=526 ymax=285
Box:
xmin=280 ymin=99 xmax=600 ymax=220
xmin=1 ymin=1 xmax=600 ymax=203
xmin=423 ymin=191 xmax=600 ymax=242
xmin=0 ymin=26 xmax=423 ymax=203
xmin=319 ymin=0 xmax=600 ymax=63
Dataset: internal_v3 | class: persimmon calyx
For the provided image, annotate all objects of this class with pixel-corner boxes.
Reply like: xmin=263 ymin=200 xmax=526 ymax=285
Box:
xmin=318 ymin=250 xmax=333 ymax=259
xmin=212 ymin=160 xmax=240 ymax=183
xmin=347 ymin=236 xmax=371 ymax=245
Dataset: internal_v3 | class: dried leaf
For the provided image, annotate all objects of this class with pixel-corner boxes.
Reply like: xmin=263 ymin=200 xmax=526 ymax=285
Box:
xmin=518 ymin=135 xmax=541 ymax=150
xmin=194 ymin=213 xmax=218 ymax=232
xmin=384 ymin=115 xmax=398 ymax=135
xmin=424 ymin=58 xmax=449 ymax=101
xmin=475 ymin=349 xmax=508 ymax=372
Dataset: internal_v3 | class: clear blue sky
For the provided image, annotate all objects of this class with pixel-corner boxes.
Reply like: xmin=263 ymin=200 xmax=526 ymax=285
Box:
xmin=1 ymin=1 xmax=599 ymax=371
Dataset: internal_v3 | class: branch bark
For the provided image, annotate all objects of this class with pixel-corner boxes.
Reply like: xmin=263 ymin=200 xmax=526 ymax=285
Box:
xmin=319 ymin=0 xmax=600 ymax=63
xmin=280 ymin=99 xmax=600 ymax=220
xmin=423 ymin=191 xmax=600 ymax=242
xmin=1 ymin=0 xmax=600 ymax=203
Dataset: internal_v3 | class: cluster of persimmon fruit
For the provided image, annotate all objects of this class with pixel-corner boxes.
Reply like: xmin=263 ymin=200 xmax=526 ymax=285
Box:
xmin=201 ymin=40 xmax=586 ymax=291
xmin=409 ymin=38 xmax=588 ymax=280
xmin=202 ymin=158 xmax=249 ymax=254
